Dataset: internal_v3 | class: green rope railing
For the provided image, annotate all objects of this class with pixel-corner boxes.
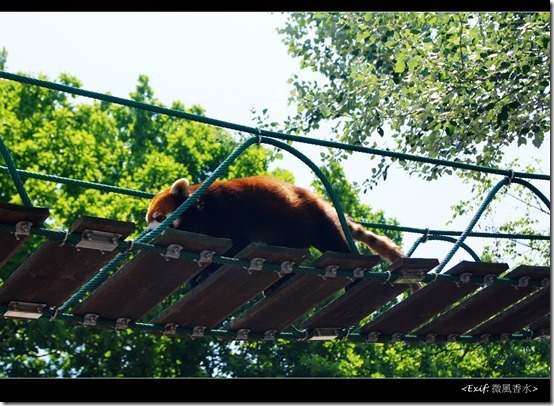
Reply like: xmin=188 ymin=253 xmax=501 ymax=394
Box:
xmin=407 ymin=234 xmax=481 ymax=262
xmin=0 ymin=71 xmax=549 ymax=182
xmin=1 ymin=163 xmax=547 ymax=242
xmin=0 ymin=136 xmax=32 ymax=207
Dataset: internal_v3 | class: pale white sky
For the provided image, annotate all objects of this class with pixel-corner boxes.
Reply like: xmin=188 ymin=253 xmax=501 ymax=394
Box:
xmin=0 ymin=11 xmax=549 ymax=266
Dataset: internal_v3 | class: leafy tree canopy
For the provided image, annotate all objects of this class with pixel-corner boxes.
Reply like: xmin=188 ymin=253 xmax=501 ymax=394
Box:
xmin=276 ymin=12 xmax=550 ymax=183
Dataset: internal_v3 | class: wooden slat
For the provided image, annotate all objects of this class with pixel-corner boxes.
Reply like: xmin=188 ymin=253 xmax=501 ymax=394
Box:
xmin=0 ymin=216 xmax=135 ymax=307
xmin=469 ymin=286 xmax=550 ymax=336
xmin=0 ymin=202 xmax=50 ymax=270
xmin=223 ymin=252 xmax=382 ymax=335
xmin=73 ymin=229 xmax=233 ymax=322
xmin=150 ymin=243 xmax=311 ymax=332
xmin=356 ymin=261 xmax=509 ymax=336
xmin=415 ymin=265 xmax=550 ymax=336
xmin=301 ymin=258 xmax=439 ymax=331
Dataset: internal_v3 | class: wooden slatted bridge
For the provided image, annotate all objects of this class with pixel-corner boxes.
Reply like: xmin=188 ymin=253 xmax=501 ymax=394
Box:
xmin=0 ymin=202 xmax=550 ymax=344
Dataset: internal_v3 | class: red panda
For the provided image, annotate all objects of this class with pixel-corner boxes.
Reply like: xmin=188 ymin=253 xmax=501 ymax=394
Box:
xmin=146 ymin=176 xmax=406 ymax=263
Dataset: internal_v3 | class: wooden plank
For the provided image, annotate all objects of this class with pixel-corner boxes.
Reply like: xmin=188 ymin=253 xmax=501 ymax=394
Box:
xmin=223 ymin=252 xmax=382 ymax=335
xmin=73 ymin=229 xmax=233 ymax=322
xmin=150 ymin=243 xmax=311 ymax=332
xmin=301 ymin=258 xmax=439 ymax=331
xmin=0 ymin=202 xmax=50 ymax=270
xmin=469 ymin=285 xmax=550 ymax=336
xmin=415 ymin=265 xmax=550 ymax=336
xmin=356 ymin=261 xmax=509 ymax=336
xmin=0 ymin=216 xmax=135 ymax=307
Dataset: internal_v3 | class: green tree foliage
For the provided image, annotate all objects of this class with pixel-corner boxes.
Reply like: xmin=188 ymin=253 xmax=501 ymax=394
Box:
xmin=277 ymin=12 xmax=550 ymax=183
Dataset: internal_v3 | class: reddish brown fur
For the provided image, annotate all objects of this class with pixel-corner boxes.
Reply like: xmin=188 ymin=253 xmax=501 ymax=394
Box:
xmin=146 ymin=176 xmax=405 ymax=263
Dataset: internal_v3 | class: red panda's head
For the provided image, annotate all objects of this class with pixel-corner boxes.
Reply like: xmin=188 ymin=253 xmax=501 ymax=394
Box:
xmin=145 ymin=178 xmax=190 ymax=230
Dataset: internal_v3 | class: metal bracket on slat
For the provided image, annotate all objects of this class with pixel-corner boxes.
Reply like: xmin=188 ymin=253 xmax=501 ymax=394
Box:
xmin=482 ymin=274 xmax=496 ymax=287
xmin=83 ymin=313 xmax=99 ymax=327
xmin=247 ymin=258 xmax=265 ymax=274
xmin=393 ymin=269 xmax=426 ymax=284
xmin=459 ymin=272 xmax=473 ymax=285
xmin=3 ymin=301 xmax=45 ymax=320
xmin=367 ymin=332 xmax=380 ymax=343
xmin=447 ymin=334 xmax=459 ymax=343
xmin=424 ymin=333 xmax=437 ymax=344
xmin=164 ymin=244 xmax=183 ymax=261
xmin=278 ymin=261 xmax=294 ymax=277
xmin=194 ymin=250 xmax=214 ymax=267
xmin=309 ymin=328 xmax=339 ymax=341
xmin=323 ymin=265 xmax=338 ymax=279
xmin=191 ymin=326 xmax=206 ymax=339
xmin=115 ymin=317 xmax=130 ymax=331
xmin=264 ymin=330 xmax=277 ymax=341
xmin=479 ymin=333 xmax=491 ymax=344
xmin=391 ymin=333 xmax=403 ymax=343
xmin=236 ymin=329 xmax=250 ymax=340
xmin=163 ymin=323 xmax=178 ymax=336
xmin=541 ymin=278 xmax=549 ymax=288
xmin=14 ymin=221 xmax=32 ymax=240
xmin=500 ymin=333 xmax=511 ymax=342
xmin=76 ymin=229 xmax=121 ymax=252
xmin=352 ymin=267 xmax=366 ymax=279
xmin=516 ymin=276 xmax=530 ymax=289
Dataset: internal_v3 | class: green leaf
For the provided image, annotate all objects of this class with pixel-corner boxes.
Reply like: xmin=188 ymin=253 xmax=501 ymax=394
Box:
xmin=394 ymin=59 xmax=406 ymax=73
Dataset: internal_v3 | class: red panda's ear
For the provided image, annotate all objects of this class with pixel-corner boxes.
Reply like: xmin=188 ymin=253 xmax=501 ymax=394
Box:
xmin=169 ymin=178 xmax=190 ymax=198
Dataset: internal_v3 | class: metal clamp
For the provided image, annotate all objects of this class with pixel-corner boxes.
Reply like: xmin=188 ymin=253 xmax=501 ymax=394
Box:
xmin=352 ymin=267 xmax=366 ymax=279
xmin=192 ymin=326 xmax=206 ymax=339
xmin=83 ymin=313 xmax=99 ymax=327
xmin=76 ymin=229 xmax=121 ymax=252
xmin=479 ymin=333 xmax=491 ymax=344
xmin=247 ymin=258 xmax=265 ymax=274
xmin=391 ymin=333 xmax=403 ymax=343
xmin=447 ymin=334 xmax=459 ymax=342
xmin=500 ymin=333 xmax=511 ymax=342
xmin=367 ymin=332 xmax=380 ymax=342
xmin=14 ymin=221 xmax=32 ymax=240
xmin=309 ymin=328 xmax=339 ymax=341
xmin=482 ymin=274 xmax=496 ymax=287
xmin=393 ymin=269 xmax=426 ymax=284
xmin=115 ymin=317 xmax=130 ymax=331
xmin=264 ymin=330 xmax=277 ymax=341
xmin=163 ymin=323 xmax=178 ymax=336
xmin=278 ymin=261 xmax=294 ymax=277
xmin=541 ymin=278 xmax=550 ymax=288
xmin=516 ymin=276 xmax=530 ymax=288
xmin=424 ymin=333 xmax=437 ymax=344
xmin=323 ymin=265 xmax=338 ymax=279
xmin=236 ymin=329 xmax=250 ymax=340
xmin=164 ymin=244 xmax=183 ymax=260
xmin=459 ymin=272 xmax=472 ymax=285
xmin=194 ymin=250 xmax=215 ymax=267
xmin=3 ymin=301 xmax=45 ymax=320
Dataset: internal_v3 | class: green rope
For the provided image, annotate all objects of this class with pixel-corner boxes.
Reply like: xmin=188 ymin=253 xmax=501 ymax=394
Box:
xmin=0 ymin=165 xmax=154 ymax=199
xmin=407 ymin=234 xmax=481 ymax=262
xmin=0 ymin=70 xmax=549 ymax=181
xmin=0 ymin=135 xmax=32 ymax=207
xmin=435 ymin=177 xmax=511 ymax=273
xmin=359 ymin=221 xmax=550 ymax=241
xmin=261 ymin=137 xmax=358 ymax=253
